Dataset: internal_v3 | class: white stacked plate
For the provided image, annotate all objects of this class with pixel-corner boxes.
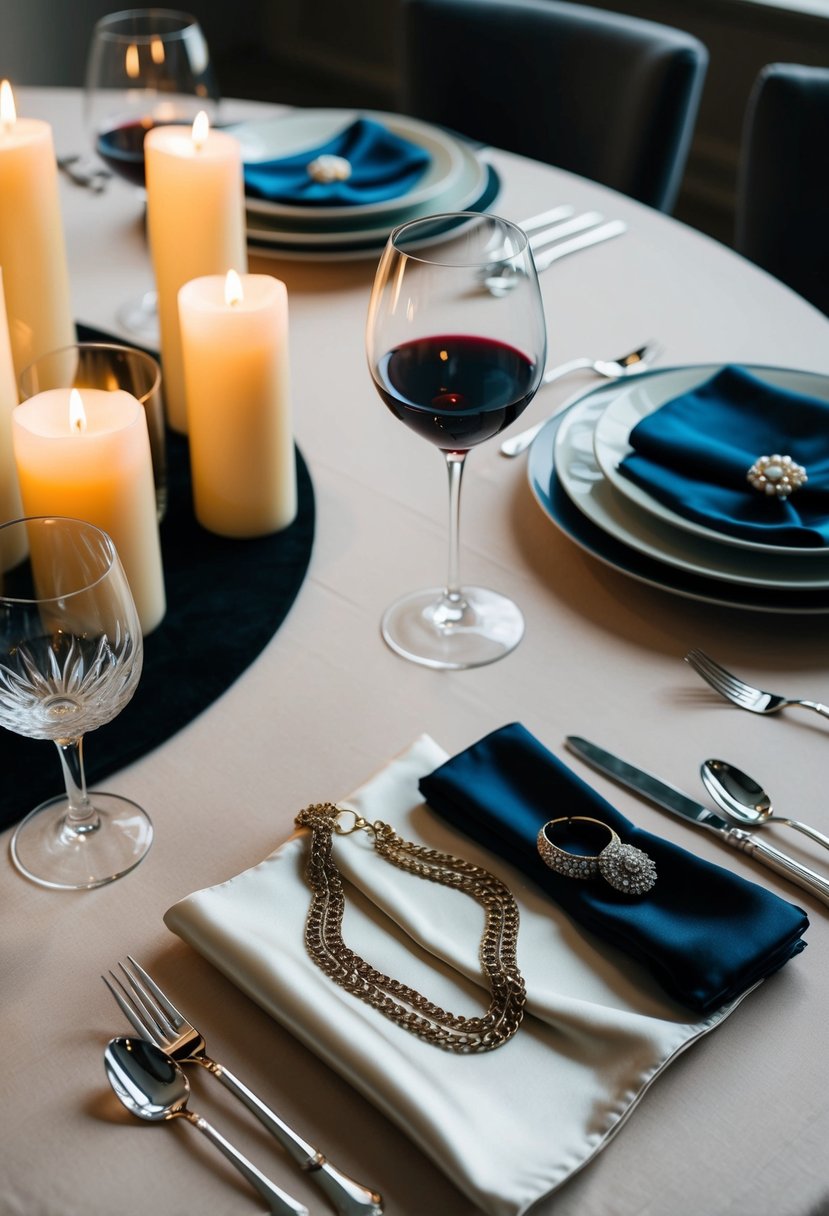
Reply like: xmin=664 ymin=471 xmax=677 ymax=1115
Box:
xmin=527 ymin=364 xmax=829 ymax=612
xmin=231 ymin=109 xmax=500 ymax=261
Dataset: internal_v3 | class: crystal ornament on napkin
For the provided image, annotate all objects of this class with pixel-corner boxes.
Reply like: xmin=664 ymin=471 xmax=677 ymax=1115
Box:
xmin=243 ymin=117 xmax=432 ymax=205
xmin=419 ymin=723 xmax=808 ymax=1014
xmin=164 ymin=736 xmax=747 ymax=1216
xmin=617 ymin=365 xmax=829 ymax=546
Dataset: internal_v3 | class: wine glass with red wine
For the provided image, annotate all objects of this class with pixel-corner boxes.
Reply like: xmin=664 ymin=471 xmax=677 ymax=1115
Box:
xmin=366 ymin=212 xmax=546 ymax=669
xmin=84 ymin=8 xmax=220 ymax=338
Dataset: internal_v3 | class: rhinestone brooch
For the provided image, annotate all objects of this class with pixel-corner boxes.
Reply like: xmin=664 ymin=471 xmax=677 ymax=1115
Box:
xmin=307 ymin=154 xmax=352 ymax=183
xmin=746 ymin=454 xmax=808 ymax=499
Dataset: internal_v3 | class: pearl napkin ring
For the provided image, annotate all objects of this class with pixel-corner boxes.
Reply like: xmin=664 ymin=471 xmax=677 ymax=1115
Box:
xmin=307 ymin=154 xmax=352 ymax=183
xmin=746 ymin=454 xmax=808 ymax=499
xmin=536 ymin=816 xmax=657 ymax=895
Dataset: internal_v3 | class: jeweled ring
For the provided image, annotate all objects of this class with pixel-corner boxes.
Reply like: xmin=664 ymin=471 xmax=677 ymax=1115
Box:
xmin=746 ymin=453 xmax=807 ymax=499
xmin=536 ymin=816 xmax=657 ymax=895
xmin=307 ymin=154 xmax=352 ymax=183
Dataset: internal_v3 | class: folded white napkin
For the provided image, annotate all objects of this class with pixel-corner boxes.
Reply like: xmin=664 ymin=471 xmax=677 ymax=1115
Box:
xmin=164 ymin=737 xmax=746 ymax=1216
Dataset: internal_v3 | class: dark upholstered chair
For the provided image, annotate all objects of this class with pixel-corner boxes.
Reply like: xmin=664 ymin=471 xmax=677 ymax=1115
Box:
xmin=399 ymin=0 xmax=708 ymax=213
xmin=735 ymin=63 xmax=829 ymax=316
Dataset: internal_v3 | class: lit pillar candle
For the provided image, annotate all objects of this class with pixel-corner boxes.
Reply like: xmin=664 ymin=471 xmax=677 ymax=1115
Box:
xmin=145 ymin=112 xmax=247 ymax=434
xmin=178 ymin=270 xmax=297 ymax=537
xmin=0 ymin=268 xmax=26 ymax=573
xmin=0 ymin=81 xmax=75 ymax=380
xmin=12 ymin=388 xmax=166 ymax=634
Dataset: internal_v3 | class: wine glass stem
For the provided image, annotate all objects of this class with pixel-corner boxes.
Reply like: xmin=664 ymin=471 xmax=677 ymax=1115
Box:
xmin=53 ymin=737 xmax=100 ymax=834
xmin=443 ymin=450 xmax=467 ymax=610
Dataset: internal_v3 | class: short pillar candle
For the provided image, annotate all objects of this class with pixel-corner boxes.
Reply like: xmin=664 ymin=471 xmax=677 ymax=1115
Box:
xmin=12 ymin=388 xmax=166 ymax=634
xmin=145 ymin=113 xmax=247 ymax=434
xmin=0 ymin=81 xmax=74 ymax=380
xmin=178 ymin=271 xmax=297 ymax=538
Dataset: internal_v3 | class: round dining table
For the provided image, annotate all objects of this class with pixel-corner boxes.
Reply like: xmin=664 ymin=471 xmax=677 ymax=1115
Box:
xmin=3 ymin=87 xmax=829 ymax=1216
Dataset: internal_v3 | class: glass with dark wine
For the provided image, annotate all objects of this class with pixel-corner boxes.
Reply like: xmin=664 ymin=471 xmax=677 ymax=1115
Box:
xmin=84 ymin=9 xmax=219 ymax=337
xmin=367 ymin=213 xmax=546 ymax=669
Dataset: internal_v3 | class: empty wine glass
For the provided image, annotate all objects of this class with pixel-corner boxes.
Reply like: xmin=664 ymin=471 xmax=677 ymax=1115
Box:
xmin=84 ymin=8 xmax=220 ymax=340
xmin=366 ymin=212 xmax=546 ymax=669
xmin=2 ymin=516 xmax=151 ymax=889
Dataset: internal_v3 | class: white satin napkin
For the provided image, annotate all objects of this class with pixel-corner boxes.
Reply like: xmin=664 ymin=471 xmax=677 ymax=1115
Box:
xmin=164 ymin=737 xmax=746 ymax=1216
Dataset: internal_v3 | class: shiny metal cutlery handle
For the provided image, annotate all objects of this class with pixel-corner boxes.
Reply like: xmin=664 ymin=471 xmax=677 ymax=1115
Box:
xmin=181 ymin=1109 xmax=309 ymax=1216
xmin=209 ymin=1063 xmax=383 ymax=1215
xmin=533 ymin=219 xmax=627 ymax=271
xmin=727 ymin=830 xmax=829 ymax=906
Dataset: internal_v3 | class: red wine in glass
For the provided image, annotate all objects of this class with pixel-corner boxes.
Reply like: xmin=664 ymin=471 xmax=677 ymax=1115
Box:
xmin=374 ymin=333 xmax=538 ymax=451
xmin=95 ymin=117 xmax=179 ymax=188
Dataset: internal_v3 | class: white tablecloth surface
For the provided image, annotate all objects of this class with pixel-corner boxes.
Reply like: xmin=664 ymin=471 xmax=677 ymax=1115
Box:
xmin=3 ymin=87 xmax=829 ymax=1216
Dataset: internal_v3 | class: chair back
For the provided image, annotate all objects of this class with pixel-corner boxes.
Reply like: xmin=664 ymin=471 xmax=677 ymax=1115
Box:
xmin=400 ymin=0 xmax=708 ymax=213
xmin=736 ymin=63 xmax=829 ymax=316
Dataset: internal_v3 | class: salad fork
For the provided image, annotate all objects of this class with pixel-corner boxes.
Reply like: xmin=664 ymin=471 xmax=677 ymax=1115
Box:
xmin=685 ymin=648 xmax=829 ymax=721
xmin=103 ymin=957 xmax=384 ymax=1216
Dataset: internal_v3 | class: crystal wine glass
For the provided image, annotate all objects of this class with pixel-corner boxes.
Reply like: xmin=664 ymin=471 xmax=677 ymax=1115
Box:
xmin=366 ymin=212 xmax=546 ymax=669
xmin=2 ymin=516 xmax=151 ymax=889
xmin=84 ymin=8 xmax=220 ymax=340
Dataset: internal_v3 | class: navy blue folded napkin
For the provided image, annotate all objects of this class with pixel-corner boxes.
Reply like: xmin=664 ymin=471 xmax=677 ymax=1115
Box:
xmin=243 ymin=117 xmax=432 ymax=206
xmin=419 ymin=723 xmax=808 ymax=1014
xmin=618 ymin=365 xmax=829 ymax=547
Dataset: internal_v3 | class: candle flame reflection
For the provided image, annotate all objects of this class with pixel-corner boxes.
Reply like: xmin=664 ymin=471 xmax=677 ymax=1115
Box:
xmin=150 ymin=38 xmax=165 ymax=66
xmin=0 ymin=80 xmax=16 ymax=130
xmin=225 ymin=269 xmax=244 ymax=306
xmin=192 ymin=110 xmax=209 ymax=150
xmin=69 ymin=389 xmax=87 ymax=435
xmin=125 ymin=44 xmax=140 ymax=80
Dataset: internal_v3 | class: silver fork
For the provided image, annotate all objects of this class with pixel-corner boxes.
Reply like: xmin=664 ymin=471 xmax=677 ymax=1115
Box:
xmin=685 ymin=648 xmax=829 ymax=720
xmin=104 ymin=957 xmax=384 ymax=1216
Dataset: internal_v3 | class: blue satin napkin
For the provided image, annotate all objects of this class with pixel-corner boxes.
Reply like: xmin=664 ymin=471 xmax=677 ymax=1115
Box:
xmin=419 ymin=723 xmax=808 ymax=1014
xmin=618 ymin=365 xmax=829 ymax=547
xmin=243 ymin=117 xmax=432 ymax=205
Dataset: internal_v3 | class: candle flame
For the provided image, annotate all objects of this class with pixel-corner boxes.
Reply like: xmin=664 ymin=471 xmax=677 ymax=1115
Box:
xmin=125 ymin=43 xmax=140 ymax=80
xmin=69 ymin=389 xmax=87 ymax=434
xmin=192 ymin=110 xmax=209 ymax=150
xmin=225 ymin=269 xmax=244 ymax=306
xmin=0 ymin=80 xmax=16 ymax=130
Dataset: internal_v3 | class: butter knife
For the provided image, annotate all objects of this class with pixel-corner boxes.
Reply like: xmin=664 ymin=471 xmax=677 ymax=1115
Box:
xmin=565 ymin=736 xmax=829 ymax=907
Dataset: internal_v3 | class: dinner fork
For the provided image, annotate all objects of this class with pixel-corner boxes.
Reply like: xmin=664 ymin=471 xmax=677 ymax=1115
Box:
xmin=685 ymin=648 xmax=829 ymax=721
xmin=103 ymin=957 xmax=384 ymax=1216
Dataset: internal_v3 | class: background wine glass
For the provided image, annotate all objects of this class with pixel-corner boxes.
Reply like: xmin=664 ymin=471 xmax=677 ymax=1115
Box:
xmin=2 ymin=516 xmax=151 ymax=890
xmin=366 ymin=212 xmax=546 ymax=669
xmin=83 ymin=8 xmax=220 ymax=339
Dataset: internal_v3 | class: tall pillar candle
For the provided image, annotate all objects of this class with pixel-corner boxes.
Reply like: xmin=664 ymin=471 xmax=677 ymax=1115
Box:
xmin=12 ymin=388 xmax=166 ymax=634
xmin=0 ymin=82 xmax=74 ymax=380
xmin=0 ymin=268 xmax=26 ymax=573
xmin=178 ymin=271 xmax=297 ymax=537
xmin=145 ymin=114 xmax=247 ymax=434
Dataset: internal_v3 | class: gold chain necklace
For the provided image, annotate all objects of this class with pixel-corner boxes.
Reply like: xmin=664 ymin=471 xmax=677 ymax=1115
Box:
xmin=294 ymin=803 xmax=526 ymax=1053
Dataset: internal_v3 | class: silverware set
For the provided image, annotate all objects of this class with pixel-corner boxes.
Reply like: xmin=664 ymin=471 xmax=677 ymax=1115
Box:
xmin=483 ymin=205 xmax=628 ymax=297
xmin=103 ymin=957 xmax=384 ymax=1216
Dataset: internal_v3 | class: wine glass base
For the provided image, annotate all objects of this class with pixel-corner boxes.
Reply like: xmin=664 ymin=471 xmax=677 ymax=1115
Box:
xmin=9 ymin=791 xmax=153 ymax=890
xmin=116 ymin=292 xmax=160 ymax=346
xmin=381 ymin=586 xmax=524 ymax=670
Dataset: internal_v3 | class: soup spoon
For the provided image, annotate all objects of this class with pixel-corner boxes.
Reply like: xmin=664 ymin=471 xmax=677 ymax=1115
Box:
xmin=104 ymin=1036 xmax=309 ymax=1215
xmin=701 ymin=759 xmax=829 ymax=851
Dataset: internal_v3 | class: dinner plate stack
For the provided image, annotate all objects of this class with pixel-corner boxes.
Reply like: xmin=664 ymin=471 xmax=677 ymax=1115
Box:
xmin=231 ymin=108 xmax=500 ymax=261
xmin=527 ymin=363 xmax=829 ymax=613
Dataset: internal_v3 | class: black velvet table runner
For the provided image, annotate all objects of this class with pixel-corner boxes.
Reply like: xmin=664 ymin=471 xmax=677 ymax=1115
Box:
xmin=0 ymin=327 xmax=315 ymax=831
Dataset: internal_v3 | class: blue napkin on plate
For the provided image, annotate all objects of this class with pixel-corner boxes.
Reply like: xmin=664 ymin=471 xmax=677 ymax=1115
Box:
xmin=419 ymin=723 xmax=808 ymax=1014
xmin=243 ymin=117 xmax=432 ymax=205
xmin=617 ymin=365 xmax=829 ymax=547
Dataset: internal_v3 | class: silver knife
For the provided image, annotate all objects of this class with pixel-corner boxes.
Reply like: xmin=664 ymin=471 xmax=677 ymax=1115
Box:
xmin=565 ymin=736 xmax=829 ymax=907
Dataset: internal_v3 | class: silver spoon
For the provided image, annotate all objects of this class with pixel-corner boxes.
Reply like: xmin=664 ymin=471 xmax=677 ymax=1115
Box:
xmin=104 ymin=1036 xmax=309 ymax=1216
xmin=499 ymin=341 xmax=659 ymax=456
xmin=701 ymin=759 xmax=829 ymax=851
